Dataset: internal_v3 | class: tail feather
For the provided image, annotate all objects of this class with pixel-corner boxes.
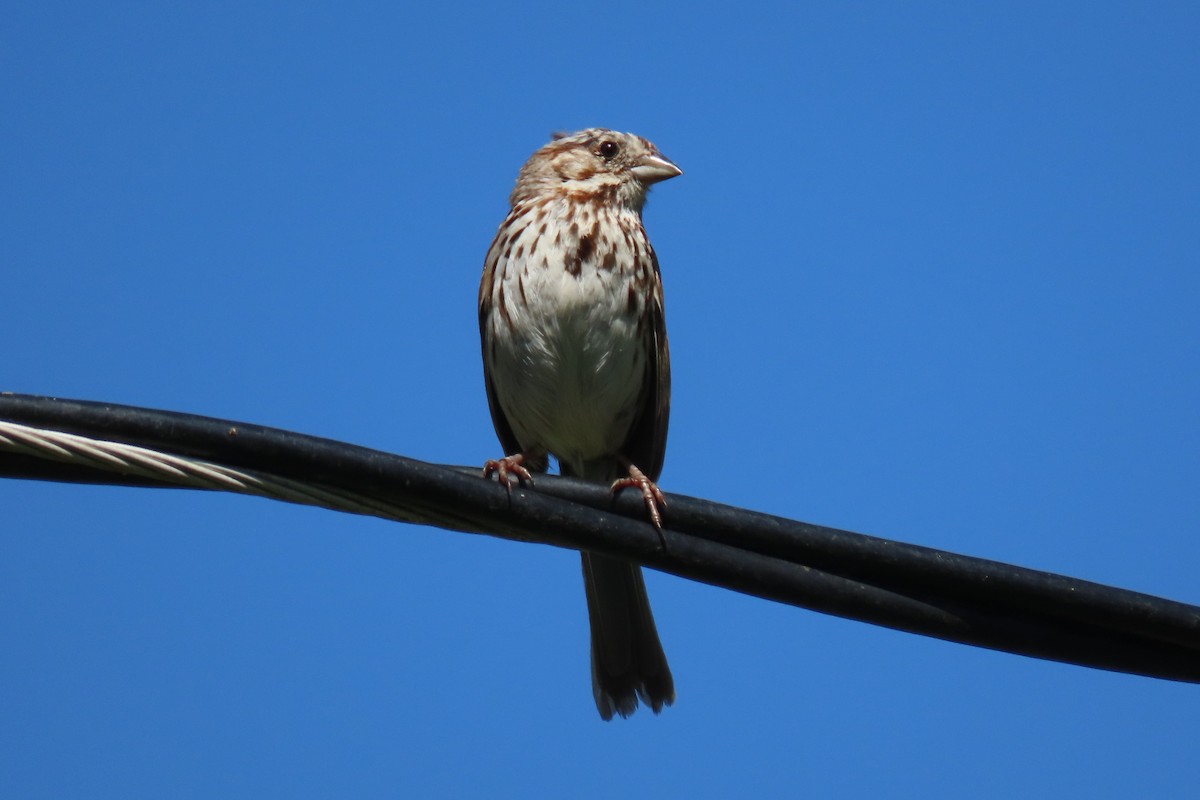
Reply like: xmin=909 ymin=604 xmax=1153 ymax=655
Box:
xmin=566 ymin=457 xmax=674 ymax=720
xmin=581 ymin=551 xmax=675 ymax=719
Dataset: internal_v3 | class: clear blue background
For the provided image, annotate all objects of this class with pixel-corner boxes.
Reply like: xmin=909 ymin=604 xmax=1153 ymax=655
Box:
xmin=3 ymin=2 xmax=1198 ymax=797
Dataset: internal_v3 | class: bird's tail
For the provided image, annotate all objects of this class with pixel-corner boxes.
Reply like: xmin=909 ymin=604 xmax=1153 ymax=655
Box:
xmin=566 ymin=459 xmax=674 ymax=720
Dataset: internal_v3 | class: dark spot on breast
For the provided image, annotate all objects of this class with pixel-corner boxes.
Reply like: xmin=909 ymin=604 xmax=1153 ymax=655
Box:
xmin=514 ymin=244 xmax=524 ymax=260
xmin=565 ymin=231 xmax=597 ymax=278
xmin=601 ymin=248 xmax=618 ymax=271
xmin=577 ymin=233 xmax=594 ymax=263
xmin=565 ymin=252 xmax=582 ymax=277
xmin=626 ymin=283 xmax=639 ymax=313
xmin=497 ymin=283 xmax=511 ymax=324
xmin=517 ymin=273 xmax=527 ymax=304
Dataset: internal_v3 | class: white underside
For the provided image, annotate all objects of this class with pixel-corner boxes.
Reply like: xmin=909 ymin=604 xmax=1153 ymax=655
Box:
xmin=486 ymin=206 xmax=646 ymax=473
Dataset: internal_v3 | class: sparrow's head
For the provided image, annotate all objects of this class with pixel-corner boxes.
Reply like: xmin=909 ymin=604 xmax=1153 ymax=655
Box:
xmin=511 ymin=128 xmax=681 ymax=210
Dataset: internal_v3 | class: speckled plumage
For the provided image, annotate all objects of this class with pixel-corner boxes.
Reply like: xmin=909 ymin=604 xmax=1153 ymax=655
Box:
xmin=479 ymin=128 xmax=681 ymax=719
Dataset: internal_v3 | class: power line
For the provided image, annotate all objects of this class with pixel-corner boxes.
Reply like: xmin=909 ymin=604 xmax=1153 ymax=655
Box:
xmin=2 ymin=392 xmax=1198 ymax=683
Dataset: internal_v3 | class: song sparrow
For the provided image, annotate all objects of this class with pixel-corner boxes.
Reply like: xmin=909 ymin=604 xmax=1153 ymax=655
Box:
xmin=479 ymin=128 xmax=681 ymax=719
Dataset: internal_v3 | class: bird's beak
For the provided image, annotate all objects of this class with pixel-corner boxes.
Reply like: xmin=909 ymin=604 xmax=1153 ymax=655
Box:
xmin=631 ymin=153 xmax=683 ymax=184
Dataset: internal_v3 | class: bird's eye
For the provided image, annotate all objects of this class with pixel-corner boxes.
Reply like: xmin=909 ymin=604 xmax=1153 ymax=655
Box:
xmin=598 ymin=140 xmax=620 ymax=160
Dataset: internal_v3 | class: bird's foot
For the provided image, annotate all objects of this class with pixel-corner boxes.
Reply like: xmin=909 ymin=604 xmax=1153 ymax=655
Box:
xmin=610 ymin=457 xmax=667 ymax=531
xmin=482 ymin=453 xmax=535 ymax=491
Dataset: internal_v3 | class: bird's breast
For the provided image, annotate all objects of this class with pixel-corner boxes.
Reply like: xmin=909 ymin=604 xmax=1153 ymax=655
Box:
xmin=487 ymin=204 xmax=649 ymax=465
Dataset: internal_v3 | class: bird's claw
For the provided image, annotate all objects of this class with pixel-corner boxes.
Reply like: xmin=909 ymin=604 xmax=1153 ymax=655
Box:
xmin=482 ymin=454 xmax=534 ymax=491
xmin=610 ymin=461 xmax=667 ymax=531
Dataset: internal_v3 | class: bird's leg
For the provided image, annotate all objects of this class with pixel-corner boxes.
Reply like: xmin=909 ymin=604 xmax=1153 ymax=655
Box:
xmin=611 ymin=455 xmax=668 ymax=531
xmin=482 ymin=451 xmax=536 ymax=490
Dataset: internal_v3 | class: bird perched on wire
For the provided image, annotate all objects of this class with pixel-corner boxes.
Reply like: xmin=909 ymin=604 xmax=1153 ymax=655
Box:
xmin=478 ymin=128 xmax=681 ymax=719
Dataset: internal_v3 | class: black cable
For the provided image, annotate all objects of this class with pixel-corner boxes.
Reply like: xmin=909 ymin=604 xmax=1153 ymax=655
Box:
xmin=2 ymin=393 xmax=1198 ymax=683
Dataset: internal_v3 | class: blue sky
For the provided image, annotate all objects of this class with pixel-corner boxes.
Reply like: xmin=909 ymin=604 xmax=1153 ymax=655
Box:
xmin=3 ymin=1 xmax=1199 ymax=796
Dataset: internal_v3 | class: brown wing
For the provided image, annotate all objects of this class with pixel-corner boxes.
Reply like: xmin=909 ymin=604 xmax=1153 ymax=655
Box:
xmin=479 ymin=225 xmax=525 ymax=460
xmin=620 ymin=247 xmax=670 ymax=482
xmin=480 ymin=336 xmax=525 ymax=460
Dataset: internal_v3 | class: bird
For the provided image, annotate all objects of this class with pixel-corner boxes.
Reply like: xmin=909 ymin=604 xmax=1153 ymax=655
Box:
xmin=478 ymin=128 xmax=681 ymax=719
